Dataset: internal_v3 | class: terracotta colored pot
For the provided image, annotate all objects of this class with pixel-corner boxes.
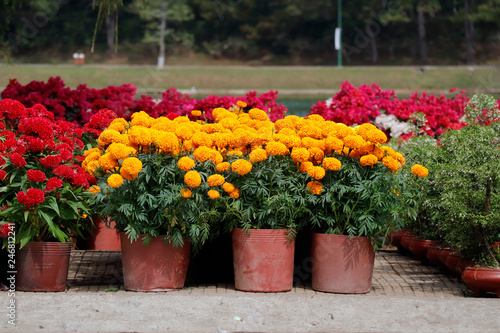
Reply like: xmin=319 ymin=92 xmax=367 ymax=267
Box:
xmin=400 ymin=234 xmax=418 ymax=253
xmin=426 ymin=244 xmax=443 ymax=267
xmin=388 ymin=229 xmax=414 ymax=252
xmin=445 ymin=253 xmax=462 ymax=277
xmin=232 ymin=228 xmax=295 ymax=292
xmin=457 ymin=259 xmax=475 ymax=275
xmin=438 ymin=248 xmax=455 ymax=264
xmin=462 ymin=267 xmax=500 ymax=297
xmin=408 ymin=239 xmax=438 ymax=264
xmin=16 ymin=242 xmax=72 ymax=292
xmin=120 ymin=233 xmax=191 ymax=291
xmin=85 ymin=216 xmax=121 ymax=251
xmin=311 ymin=233 xmax=375 ymax=294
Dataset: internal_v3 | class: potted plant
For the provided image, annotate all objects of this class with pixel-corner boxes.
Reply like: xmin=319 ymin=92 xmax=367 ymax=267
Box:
xmin=84 ymin=111 xmax=222 ymax=291
xmin=0 ymin=99 xmax=93 ymax=292
xmin=303 ymin=122 xmax=421 ymax=293
xmin=429 ymin=94 xmax=500 ymax=296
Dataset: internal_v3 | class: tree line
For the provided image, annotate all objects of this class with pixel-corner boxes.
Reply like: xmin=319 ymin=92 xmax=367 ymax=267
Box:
xmin=1 ymin=0 xmax=499 ymax=65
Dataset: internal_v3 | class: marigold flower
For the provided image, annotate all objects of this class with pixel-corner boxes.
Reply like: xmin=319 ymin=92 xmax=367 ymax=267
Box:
xmin=231 ymin=159 xmax=253 ymax=176
xmin=191 ymin=110 xmax=202 ymax=117
xmin=107 ymin=174 xmax=124 ymax=188
xmin=108 ymin=118 xmax=128 ymax=132
xmin=106 ymin=143 xmax=136 ymax=160
xmin=325 ymin=136 xmax=344 ymax=151
xmin=208 ymin=189 xmax=220 ymax=199
xmin=156 ymin=132 xmax=180 ymax=154
xmin=291 ymin=147 xmax=311 ymax=163
xmin=249 ymin=148 xmax=268 ymax=163
xmin=128 ymin=126 xmax=153 ymax=147
xmin=89 ymin=185 xmax=101 ymax=195
xmin=181 ymin=188 xmax=192 ymax=198
xmin=308 ymin=147 xmax=324 ymax=163
xmin=343 ymin=135 xmax=366 ymax=150
xmin=248 ymin=108 xmax=269 ymax=121
xmin=130 ymin=111 xmax=153 ymax=128
xmin=121 ymin=157 xmax=142 ymax=178
xmin=222 ymin=182 xmax=236 ymax=193
xmin=216 ymin=162 xmax=231 ymax=173
xmin=411 ymin=164 xmax=429 ymax=177
xmin=184 ymin=170 xmax=202 ymax=188
xmin=363 ymin=128 xmax=387 ymax=145
xmin=265 ymin=141 xmax=289 ymax=156
xmin=322 ymin=157 xmax=342 ymax=171
xmin=360 ymin=154 xmax=379 ymax=167
xmin=207 ymin=174 xmax=225 ymax=187
xmin=299 ymin=161 xmax=314 ymax=173
xmin=229 ymin=188 xmax=240 ymax=199
xmin=178 ymin=156 xmax=195 ymax=171
xmin=193 ymin=146 xmax=216 ymax=163
xmin=236 ymin=101 xmax=247 ymax=108
xmin=192 ymin=131 xmax=213 ymax=148
xmin=99 ymin=153 xmax=118 ymax=171
xmin=308 ymin=166 xmax=326 ymax=180
xmin=334 ymin=125 xmax=356 ymax=139
xmin=307 ymin=181 xmax=323 ymax=195
xmin=99 ymin=129 xmax=121 ymax=146
xmin=382 ymin=156 xmax=400 ymax=172
xmin=84 ymin=147 xmax=101 ymax=157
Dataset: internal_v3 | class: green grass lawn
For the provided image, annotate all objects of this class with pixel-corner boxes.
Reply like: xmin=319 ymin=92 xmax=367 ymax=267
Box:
xmin=1 ymin=65 xmax=499 ymax=96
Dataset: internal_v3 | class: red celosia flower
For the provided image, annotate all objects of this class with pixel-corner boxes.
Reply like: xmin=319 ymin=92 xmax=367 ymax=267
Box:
xmin=10 ymin=153 xmax=27 ymax=168
xmin=39 ymin=155 xmax=63 ymax=169
xmin=0 ymin=98 xmax=27 ymax=120
xmin=45 ymin=177 xmax=64 ymax=193
xmin=58 ymin=148 xmax=74 ymax=162
xmin=16 ymin=188 xmax=45 ymax=207
xmin=53 ymin=165 xmax=74 ymax=179
xmin=27 ymin=169 xmax=47 ymax=182
xmin=18 ymin=117 xmax=54 ymax=141
xmin=0 ymin=170 xmax=7 ymax=181
xmin=26 ymin=136 xmax=45 ymax=152
xmin=0 ymin=223 xmax=14 ymax=238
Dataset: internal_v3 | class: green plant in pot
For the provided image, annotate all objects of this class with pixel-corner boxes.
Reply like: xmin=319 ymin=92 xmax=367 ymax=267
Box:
xmin=0 ymin=99 xmax=93 ymax=292
xmin=430 ymin=94 xmax=500 ymax=296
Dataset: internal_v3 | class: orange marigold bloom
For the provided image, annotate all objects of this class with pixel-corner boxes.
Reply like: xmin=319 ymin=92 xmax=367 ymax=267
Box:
xmin=192 ymin=131 xmax=213 ymax=148
xmin=208 ymin=189 xmax=220 ymax=199
xmin=222 ymin=182 xmax=236 ymax=193
xmin=308 ymin=166 xmax=326 ymax=180
xmin=121 ymin=157 xmax=142 ymax=179
xmin=191 ymin=110 xmax=202 ymax=117
xmin=108 ymin=118 xmax=129 ymax=133
xmin=248 ymin=108 xmax=269 ymax=121
xmin=193 ymin=146 xmax=216 ymax=163
xmin=236 ymin=101 xmax=247 ymax=108
xmin=363 ymin=128 xmax=388 ymax=145
xmin=128 ymin=126 xmax=153 ymax=147
xmin=107 ymin=174 xmax=124 ymax=188
xmin=229 ymin=188 xmax=240 ymax=199
xmin=106 ymin=143 xmax=136 ymax=160
xmin=99 ymin=153 xmax=118 ymax=171
xmin=99 ymin=129 xmax=122 ymax=146
xmin=334 ymin=125 xmax=356 ymax=139
xmin=265 ymin=141 xmax=289 ymax=156
xmin=411 ymin=164 xmax=429 ymax=177
xmin=216 ymin=162 xmax=231 ymax=173
xmin=343 ymin=135 xmax=366 ymax=150
xmin=298 ymin=125 xmax=323 ymax=139
xmin=382 ymin=156 xmax=400 ymax=172
xmin=249 ymin=148 xmax=268 ymax=163
xmin=184 ymin=171 xmax=202 ymax=188
xmin=207 ymin=174 xmax=225 ymax=187
xmin=231 ymin=159 xmax=253 ymax=176
xmin=322 ymin=157 xmax=342 ymax=171
xmin=307 ymin=114 xmax=325 ymax=122
xmin=299 ymin=161 xmax=314 ymax=173
xmin=178 ymin=156 xmax=195 ymax=171
xmin=360 ymin=154 xmax=379 ymax=167
xmin=130 ymin=111 xmax=153 ymax=128
xmin=84 ymin=147 xmax=101 ymax=157
xmin=307 ymin=181 xmax=323 ymax=195
xmin=291 ymin=147 xmax=310 ymax=163
xmin=156 ymin=132 xmax=181 ymax=155
xmin=181 ymin=188 xmax=192 ymax=198
xmin=308 ymin=147 xmax=324 ymax=164
xmin=325 ymin=136 xmax=344 ymax=151
xmin=89 ymin=185 xmax=101 ymax=194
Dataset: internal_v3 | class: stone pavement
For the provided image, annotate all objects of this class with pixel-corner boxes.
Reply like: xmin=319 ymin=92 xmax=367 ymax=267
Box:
xmin=2 ymin=249 xmax=500 ymax=333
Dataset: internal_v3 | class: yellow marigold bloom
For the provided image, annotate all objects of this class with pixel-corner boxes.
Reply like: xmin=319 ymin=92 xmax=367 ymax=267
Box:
xmin=222 ymin=182 xmax=236 ymax=194
xmin=108 ymin=118 xmax=128 ymax=133
xmin=85 ymin=160 xmax=100 ymax=175
xmin=411 ymin=164 xmax=429 ymax=177
xmin=207 ymin=174 xmax=225 ymax=187
xmin=151 ymin=120 xmax=177 ymax=133
xmin=184 ymin=171 xmax=202 ymax=188
xmin=107 ymin=174 xmax=124 ymax=188
xmin=298 ymin=125 xmax=323 ymax=140
xmin=335 ymin=125 xmax=356 ymax=139
xmin=299 ymin=161 xmax=314 ymax=173
xmin=175 ymin=125 xmax=195 ymax=141
xmin=212 ymin=151 xmax=224 ymax=165
xmin=229 ymin=188 xmax=240 ymax=199
xmin=193 ymin=146 xmax=216 ymax=163
xmin=265 ymin=141 xmax=289 ymax=156
xmin=106 ymin=143 xmax=136 ymax=160
xmin=88 ymin=185 xmax=101 ymax=195
xmin=362 ymin=128 xmax=387 ymax=145
xmin=325 ymin=136 xmax=344 ymax=151
xmin=173 ymin=116 xmax=190 ymax=124
xmin=208 ymin=189 xmax=220 ymax=199
xmin=157 ymin=132 xmax=181 ymax=154
xmin=178 ymin=156 xmax=195 ymax=171
xmin=120 ymin=168 xmax=134 ymax=181
xmin=381 ymin=146 xmax=397 ymax=158
xmin=228 ymin=149 xmax=243 ymax=157
xmin=249 ymin=148 xmax=268 ymax=163
xmin=236 ymin=101 xmax=247 ymax=108
xmin=274 ymin=118 xmax=296 ymax=132
xmin=130 ymin=111 xmax=153 ymax=128
xmin=308 ymin=166 xmax=326 ymax=180
xmin=382 ymin=156 xmax=400 ymax=172
xmin=181 ymin=188 xmax=192 ymax=198
xmin=99 ymin=153 xmax=118 ymax=171
xmin=277 ymin=134 xmax=301 ymax=149
xmin=356 ymin=123 xmax=378 ymax=136
xmin=191 ymin=110 xmax=202 ymax=117
xmin=360 ymin=154 xmax=379 ymax=167
xmin=99 ymin=129 xmax=121 ymax=146
xmin=84 ymin=147 xmax=101 ymax=157
xmin=343 ymin=135 xmax=366 ymax=150
xmin=216 ymin=162 xmax=231 ymax=173
xmin=322 ymin=157 xmax=342 ymax=171
xmin=121 ymin=157 xmax=142 ymax=179
xmin=85 ymin=151 xmax=102 ymax=162
xmin=307 ymin=114 xmax=325 ymax=122
xmin=291 ymin=147 xmax=310 ymax=163
xmin=231 ymin=159 xmax=253 ymax=176
xmin=128 ymin=126 xmax=153 ymax=147
xmin=307 ymin=181 xmax=323 ymax=195
xmin=192 ymin=131 xmax=213 ymax=148
xmin=278 ymin=128 xmax=296 ymax=136
xmin=308 ymin=147 xmax=324 ymax=164
xmin=393 ymin=152 xmax=406 ymax=167
xmin=248 ymin=108 xmax=269 ymax=121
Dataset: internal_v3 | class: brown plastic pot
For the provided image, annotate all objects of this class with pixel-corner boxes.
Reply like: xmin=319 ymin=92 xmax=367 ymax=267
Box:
xmin=85 ymin=216 xmax=121 ymax=251
xmin=120 ymin=233 xmax=191 ymax=291
xmin=408 ymin=239 xmax=438 ymax=264
xmin=311 ymin=233 xmax=375 ymax=294
xmin=232 ymin=228 xmax=295 ymax=292
xmin=16 ymin=242 xmax=72 ymax=292
xmin=462 ymin=267 xmax=500 ymax=297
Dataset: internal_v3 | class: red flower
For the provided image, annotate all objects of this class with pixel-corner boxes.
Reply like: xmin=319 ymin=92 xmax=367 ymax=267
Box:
xmin=16 ymin=188 xmax=45 ymax=207
xmin=0 ymin=223 xmax=14 ymax=238
xmin=45 ymin=177 xmax=64 ymax=193
xmin=10 ymin=153 xmax=27 ymax=168
xmin=53 ymin=165 xmax=74 ymax=179
xmin=26 ymin=136 xmax=45 ymax=152
xmin=0 ymin=99 xmax=27 ymax=120
xmin=0 ymin=170 xmax=7 ymax=181
xmin=58 ymin=148 xmax=74 ymax=162
xmin=18 ymin=117 xmax=54 ymax=141
xmin=27 ymin=169 xmax=47 ymax=182
xmin=39 ymin=155 xmax=63 ymax=169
